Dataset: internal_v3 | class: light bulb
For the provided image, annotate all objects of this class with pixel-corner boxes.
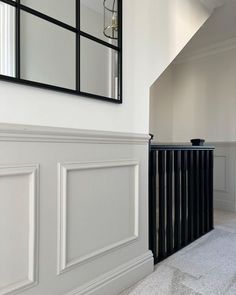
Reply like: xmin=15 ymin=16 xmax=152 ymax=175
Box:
xmin=112 ymin=13 xmax=118 ymax=30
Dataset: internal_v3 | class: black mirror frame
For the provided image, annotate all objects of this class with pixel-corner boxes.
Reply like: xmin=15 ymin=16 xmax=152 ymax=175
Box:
xmin=0 ymin=0 xmax=122 ymax=104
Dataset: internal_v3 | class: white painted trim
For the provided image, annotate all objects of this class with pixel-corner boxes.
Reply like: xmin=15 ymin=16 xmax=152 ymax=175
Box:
xmin=57 ymin=160 xmax=139 ymax=274
xmin=65 ymin=251 xmax=153 ymax=295
xmin=208 ymin=141 xmax=236 ymax=147
xmin=174 ymin=37 xmax=236 ymax=64
xmin=0 ymin=123 xmax=149 ymax=145
xmin=0 ymin=164 xmax=39 ymax=295
xmin=214 ymin=155 xmax=229 ymax=193
xmin=0 ymin=2 xmax=15 ymax=76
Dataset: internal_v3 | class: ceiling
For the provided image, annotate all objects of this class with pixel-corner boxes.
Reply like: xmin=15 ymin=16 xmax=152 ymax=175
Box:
xmin=176 ymin=0 xmax=236 ymax=59
xmin=81 ymin=0 xmax=103 ymax=14
xmin=81 ymin=0 xmax=116 ymax=14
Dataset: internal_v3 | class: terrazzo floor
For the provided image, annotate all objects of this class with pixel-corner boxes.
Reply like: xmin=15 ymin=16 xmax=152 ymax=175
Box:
xmin=121 ymin=210 xmax=236 ymax=295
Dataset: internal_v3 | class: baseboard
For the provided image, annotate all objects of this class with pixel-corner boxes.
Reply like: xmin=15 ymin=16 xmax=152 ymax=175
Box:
xmin=66 ymin=251 xmax=154 ymax=295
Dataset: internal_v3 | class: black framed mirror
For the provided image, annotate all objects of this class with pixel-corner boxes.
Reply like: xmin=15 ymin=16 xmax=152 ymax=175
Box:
xmin=0 ymin=0 xmax=122 ymax=103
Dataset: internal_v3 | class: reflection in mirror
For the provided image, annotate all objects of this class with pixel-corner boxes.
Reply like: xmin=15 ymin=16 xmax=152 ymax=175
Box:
xmin=80 ymin=0 xmax=118 ymax=46
xmin=80 ymin=37 xmax=119 ymax=99
xmin=0 ymin=2 xmax=15 ymax=77
xmin=20 ymin=0 xmax=75 ymax=27
xmin=20 ymin=11 xmax=76 ymax=90
xmin=103 ymin=0 xmax=118 ymax=41
xmin=0 ymin=0 xmax=122 ymax=102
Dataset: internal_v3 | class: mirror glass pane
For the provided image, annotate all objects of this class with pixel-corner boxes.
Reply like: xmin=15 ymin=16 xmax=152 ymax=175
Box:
xmin=0 ymin=2 xmax=15 ymax=77
xmin=80 ymin=0 xmax=118 ymax=46
xmin=20 ymin=0 xmax=75 ymax=27
xmin=20 ymin=11 xmax=76 ymax=90
xmin=80 ymin=37 xmax=119 ymax=99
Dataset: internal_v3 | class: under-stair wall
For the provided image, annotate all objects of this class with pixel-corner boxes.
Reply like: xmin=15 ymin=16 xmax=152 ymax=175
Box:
xmin=150 ymin=1 xmax=236 ymax=213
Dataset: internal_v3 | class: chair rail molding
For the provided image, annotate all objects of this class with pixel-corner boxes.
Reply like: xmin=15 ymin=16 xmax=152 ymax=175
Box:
xmin=0 ymin=123 xmax=149 ymax=144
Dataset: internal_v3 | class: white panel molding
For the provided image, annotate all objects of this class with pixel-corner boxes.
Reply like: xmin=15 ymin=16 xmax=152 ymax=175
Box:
xmin=208 ymin=141 xmax=236 ymax=147
xmin=57 ymin=160 xmax=139 ymax=275
xmin=0 ymin=164 xmax=39 ymax=295
xmin=0 ymin=123 xmax=149 ymax=145
xmin=214 ymin=155 xmax=229 ymax=193
xmin=65 ymin=251 xmax=153 ymax=295
xmin=175 ymin=37 xmax=236 ymax=64
xmin=210 ymin=142 xmax=236 ymax=212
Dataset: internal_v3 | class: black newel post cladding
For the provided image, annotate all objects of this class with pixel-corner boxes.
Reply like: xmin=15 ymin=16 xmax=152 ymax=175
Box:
xmin=149 ymin=138 xmax=214 ymax=264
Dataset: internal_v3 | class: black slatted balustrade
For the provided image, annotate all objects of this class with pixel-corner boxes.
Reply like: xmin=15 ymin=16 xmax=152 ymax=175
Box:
xmin=149 ymin=139 xmax=214 ymax=264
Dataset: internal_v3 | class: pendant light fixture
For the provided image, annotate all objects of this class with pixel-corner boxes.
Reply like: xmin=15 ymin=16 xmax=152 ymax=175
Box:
xmin=103 ymin=0 xmax=118 ymax=40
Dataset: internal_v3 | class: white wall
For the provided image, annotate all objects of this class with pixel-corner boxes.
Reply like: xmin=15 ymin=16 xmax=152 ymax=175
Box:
xmin=172 ymin=48 xmax=236 ymax=142
xmin=149 ymin=66 xmax=173 ymax=142
xmin=149 ymin=37 xmax=236 ymax=212
xmin=173 ymin=46 xmax=236 ymax=213
xmin=0 ymin=0 xmax=211 ymax=134
xmin=150 ymin=44 xmax=236 ymax=143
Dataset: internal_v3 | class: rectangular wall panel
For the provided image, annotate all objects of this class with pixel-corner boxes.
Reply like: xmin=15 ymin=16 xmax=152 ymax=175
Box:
xmin=212 ymin=143 xmax=236 ymax=212
xmin=58 ymin=161 xmax=139 ymax=273
xmin=214 ymin=156 xmax=227 ymax=192
xmin=0 ymin=165 xmax=38 ymax=295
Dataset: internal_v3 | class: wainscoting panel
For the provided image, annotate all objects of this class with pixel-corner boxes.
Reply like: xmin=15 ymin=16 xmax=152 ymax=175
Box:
xmin=214 ymin=156 xmax=228 ymax=192
xmin=0 ymin=124 xmax=153 ymax=295
xmin=211 ymin=143 xmax=236 ymax=212
xmin=0 ymin=164 xmax=38 ymax=295
xmin=58 ymin=160 xmax=139 ymax=274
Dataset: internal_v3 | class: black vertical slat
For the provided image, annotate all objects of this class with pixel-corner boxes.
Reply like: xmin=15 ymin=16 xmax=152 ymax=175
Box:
xmin=188 ymin=150 xmax=194 ymax=242
xmin=181 ymin=150 xmax=188 ymax=246
xmin=193 ymin=150 xmax=200 ymax=239
xmin=166 ymin=150 xmax=173 ymax=255
xmin=149 ymin=150 xmax=158 ymax=263
xmin=15 ymin=0 xmax=21 ymax=78
xmin=209 ymin=150 xmax=214 ymax=230
xmin=158 ymin=151 xmax=166 ymax=260
xmin=174 ymin=150 xmax=181 ymax=250
xmin=204 ymin=151 xmax=210 ymax=233
xmin=199 ymin=151 xmax=205 ymax=235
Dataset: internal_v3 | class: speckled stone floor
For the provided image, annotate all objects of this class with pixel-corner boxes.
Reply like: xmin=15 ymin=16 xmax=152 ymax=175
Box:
xmin=120 ymin=210 xmax=236 ymax=295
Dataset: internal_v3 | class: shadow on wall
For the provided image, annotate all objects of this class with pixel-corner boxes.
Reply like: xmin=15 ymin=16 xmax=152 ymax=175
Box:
xmin=149 ymin=65 xmax=174 ymax=143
